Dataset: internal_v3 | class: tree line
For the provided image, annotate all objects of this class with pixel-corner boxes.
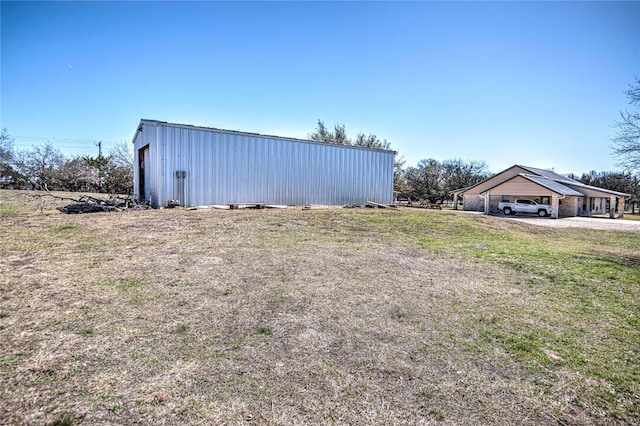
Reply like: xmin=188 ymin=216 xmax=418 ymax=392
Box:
xmin=310 ymin=120 xmax=640 ymax=209
xmin=2 ymin=116 xmax=638 ymax=210
xmin=0 ymin=128 xmax=133 ymax=194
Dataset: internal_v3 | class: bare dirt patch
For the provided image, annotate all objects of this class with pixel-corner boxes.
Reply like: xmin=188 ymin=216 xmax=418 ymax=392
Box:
xmin=497 ymin=214 xmax=640 ymax=233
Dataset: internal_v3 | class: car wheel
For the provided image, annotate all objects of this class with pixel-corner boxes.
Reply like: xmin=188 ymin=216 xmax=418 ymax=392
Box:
xmin=538 ymin=209 xmax=547 ymax=217
xmin=503 ymin=207 xmax=512 ymax=215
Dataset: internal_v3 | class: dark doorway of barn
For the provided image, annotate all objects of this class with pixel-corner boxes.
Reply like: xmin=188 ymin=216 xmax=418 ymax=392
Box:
xmin=138 ymin=145 xmax=150 ymax=201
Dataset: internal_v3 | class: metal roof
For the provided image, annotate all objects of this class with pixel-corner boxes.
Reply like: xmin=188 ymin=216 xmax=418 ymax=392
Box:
xmin=134 ymin=119 xmax=397 ymax=154
xmin=518 ymin=165 xmax=582 ymax=185
xmin=562 ymin=181 xmax=630 ymax=198
xmin=457 ymin=164 xmax=630 ymax=198
xmin=518 ymin=174 xmax=585 ymax=196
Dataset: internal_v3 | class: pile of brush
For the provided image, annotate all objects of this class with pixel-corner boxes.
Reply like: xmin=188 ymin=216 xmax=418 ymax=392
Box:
xmin=57 ymin=195 xmax=150 ymax=214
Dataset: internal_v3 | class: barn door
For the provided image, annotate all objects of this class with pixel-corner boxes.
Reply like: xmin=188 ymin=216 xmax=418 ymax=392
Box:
xmin=138 ymin=146 xmax=150 ymax=201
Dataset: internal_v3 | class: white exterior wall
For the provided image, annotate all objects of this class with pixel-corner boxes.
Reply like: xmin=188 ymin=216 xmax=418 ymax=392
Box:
xmin=133 ymin=120 xmax=395 ymax=208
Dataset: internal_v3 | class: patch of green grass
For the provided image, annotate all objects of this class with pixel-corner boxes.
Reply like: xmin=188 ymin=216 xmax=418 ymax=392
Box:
xmin=47 ymin=412 xmax=79 ymax=426
xmin=429 ymin=409 xmax=445 ymax=421
xmin=75 ymin=327 xmax=94 ymax=336
xmin=174 ymin=324 xmax=189 ymax=334
xmin=0 ymin=202 xmax=32 ymax=217
xmin=621 ymin=213 xmax=640 ymax=221
xmin=350 ymin=210 xmax=640 ymax=416
xmin=256 ymin=326 xmax=273 ymax=336
xmin=418 ymin=388 xmax=435 ymax=402
xmin=52 ymin=224 xmax=79 ymax=233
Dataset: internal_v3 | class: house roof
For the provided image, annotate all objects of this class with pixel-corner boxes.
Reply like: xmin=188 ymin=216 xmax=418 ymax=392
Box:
xmin=518 ymin=165 xmax=582 ymax=185
xmin=455 ymin=164 xmax=630 ymax=198
xmin=563 ymin=181 xmax=630 ymax=198
xmin=518 ymin=174 xmax=586 ymax=196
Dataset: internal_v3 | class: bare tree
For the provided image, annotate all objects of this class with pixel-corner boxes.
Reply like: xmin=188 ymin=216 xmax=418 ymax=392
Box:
xmin=0 ymin=128 xmax=21 ymax=188
xmin=57 ymin=157 xmax=101 ymax=192
xmin=106 ymin=141 xmax=133 ymax=194
xmin=15 ymin=143 xmax=66 ymax=190
xmin=109 ymin=141 xmax=133 ymax=169
xmin=611 ymin=76 xmax=640 ymax=171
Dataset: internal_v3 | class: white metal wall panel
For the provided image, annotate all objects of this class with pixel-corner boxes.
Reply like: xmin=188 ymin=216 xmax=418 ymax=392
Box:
xmin=133 ymin=120 xmax=394 ymax=208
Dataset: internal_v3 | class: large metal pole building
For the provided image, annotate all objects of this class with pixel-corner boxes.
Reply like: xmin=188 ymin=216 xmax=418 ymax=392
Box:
xmin=132 ymin=119 xmax=395 ymax=208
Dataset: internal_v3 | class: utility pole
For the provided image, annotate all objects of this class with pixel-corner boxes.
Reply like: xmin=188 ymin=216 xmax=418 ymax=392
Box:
xmin=96 ymin=141 xmax=102 ymax=158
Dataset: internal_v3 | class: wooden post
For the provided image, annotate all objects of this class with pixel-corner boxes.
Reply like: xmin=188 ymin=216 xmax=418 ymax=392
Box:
xmin=453 ymin=192 xmax=459 ymax=210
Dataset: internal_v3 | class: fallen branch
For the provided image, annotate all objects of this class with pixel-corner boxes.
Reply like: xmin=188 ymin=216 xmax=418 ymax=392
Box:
xmin=12 ymin=190 xmax=150 ymax=214
xmin=57 ymin=195 xmax=150 ymax=214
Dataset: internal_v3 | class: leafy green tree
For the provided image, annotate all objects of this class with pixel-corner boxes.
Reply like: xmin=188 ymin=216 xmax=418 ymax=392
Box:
xmin=405 ymin=159 xmax=447 ymax=203
xmin=612 ymin=76 xmax=640 ymax=171
xmin=393 ymin=155 xmax=410 ymax=197
xmin=442 ymin=158 xmax=490 ymax=194
xmin=308 ymin=120 xmax=350 ymax=145
xmin=573 ymin=170 xmax=640 ymax=214
xmin=404 ymin=158 xmax=490 ymax=204
xmin=308 ymin=120 xmax=391 ymax=150
xmin=354 ymin=133 xmax=391 ymax=150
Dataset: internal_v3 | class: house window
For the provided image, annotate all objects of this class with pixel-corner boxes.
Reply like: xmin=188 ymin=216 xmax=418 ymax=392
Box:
xmin=540 ymin=196 xmax=550 ymax=205
xmin=501 ymin=195 xmax=510 ymax=202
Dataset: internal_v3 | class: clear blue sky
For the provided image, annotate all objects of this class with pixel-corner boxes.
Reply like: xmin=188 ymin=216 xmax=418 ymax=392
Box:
xmin=2 ymin=1 xmax=639 ymax=175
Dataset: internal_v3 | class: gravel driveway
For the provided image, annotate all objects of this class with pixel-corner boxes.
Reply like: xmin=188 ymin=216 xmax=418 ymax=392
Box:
xmin=501 ymin=215 xmax=640 ymax=233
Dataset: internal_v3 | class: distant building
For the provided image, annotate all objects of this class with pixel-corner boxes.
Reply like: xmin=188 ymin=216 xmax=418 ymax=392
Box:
xmin=132 ymin=119 xmax=395 ymax=208
xmin=451 ymin=165 xmax=630 ymax=218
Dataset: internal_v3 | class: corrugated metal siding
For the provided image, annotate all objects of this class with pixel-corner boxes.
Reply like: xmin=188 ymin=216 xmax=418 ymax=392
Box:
xmin=135 ymin=121 xmax=394 ymax=207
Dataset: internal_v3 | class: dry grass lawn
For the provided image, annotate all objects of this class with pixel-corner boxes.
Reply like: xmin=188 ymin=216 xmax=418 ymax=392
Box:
xmin=1 ymin=191 xmax=638 ymax=425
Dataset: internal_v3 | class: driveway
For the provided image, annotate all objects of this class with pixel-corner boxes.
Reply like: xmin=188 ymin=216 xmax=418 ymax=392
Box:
xmin=501 ymin=215 xmax=640 ymax=233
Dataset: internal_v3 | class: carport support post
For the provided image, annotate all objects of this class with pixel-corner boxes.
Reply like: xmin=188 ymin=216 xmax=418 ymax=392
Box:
xmin=551 ymin=195 xmax=559 ymax=219
xmin=483 ymin=192 xmax=490 ymax=215
xmin=619 ymin=197 xmax=624 ymax=218
xmin=453 ymin=192 xmax=459 ymax=210
xmin=610 ymin=196 xmax=616 ymax=219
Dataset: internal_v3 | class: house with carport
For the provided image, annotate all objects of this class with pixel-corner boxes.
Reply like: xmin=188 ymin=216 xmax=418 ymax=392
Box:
xmin=452 ymin=165 xmax=629 ymax=219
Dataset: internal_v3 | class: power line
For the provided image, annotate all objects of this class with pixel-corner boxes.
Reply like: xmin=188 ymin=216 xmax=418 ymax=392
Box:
xmin=13 ymin=135 xmax=122 ymax=145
